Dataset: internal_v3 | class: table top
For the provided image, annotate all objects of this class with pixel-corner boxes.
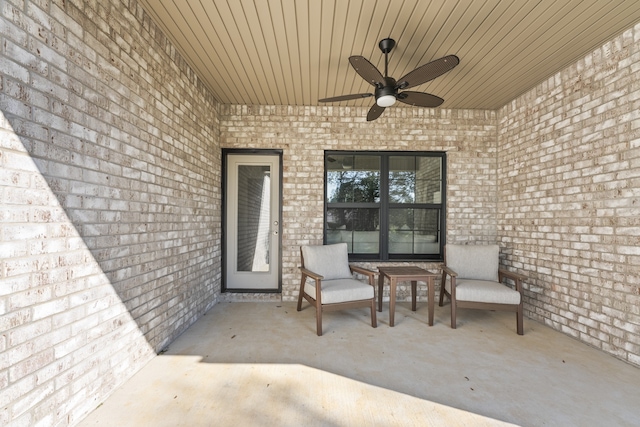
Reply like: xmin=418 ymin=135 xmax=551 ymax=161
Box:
xmin=377 ymin=266 xmax=438 ymax=278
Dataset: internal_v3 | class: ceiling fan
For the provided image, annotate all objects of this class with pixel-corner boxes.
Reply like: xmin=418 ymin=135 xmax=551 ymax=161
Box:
xmin=319 ymin=38 xmax=459 ymax=121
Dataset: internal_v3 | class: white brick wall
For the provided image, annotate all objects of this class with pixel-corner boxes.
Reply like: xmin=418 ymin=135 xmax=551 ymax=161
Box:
xmin=1 ymin=0 xmax=220 ymax=425
xmin=1 ymin=0 xmax=639 ymax=425
xmin=498 ymin=23 xmax=640 ymax=366
xmin=220 ymin=106 xmax=499 ymax=301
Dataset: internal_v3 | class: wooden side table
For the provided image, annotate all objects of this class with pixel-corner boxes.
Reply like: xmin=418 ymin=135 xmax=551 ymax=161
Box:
xmin=377 ymin=266 xmax=437 ymax=327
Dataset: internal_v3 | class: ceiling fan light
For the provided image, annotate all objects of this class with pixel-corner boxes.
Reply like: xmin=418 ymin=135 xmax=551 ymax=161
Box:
xmin=376 ymin=95 xmax=396 ymax=107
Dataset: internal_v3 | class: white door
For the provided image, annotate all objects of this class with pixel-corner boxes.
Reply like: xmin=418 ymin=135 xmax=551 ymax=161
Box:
xmin=225 ymin=153 xmax=281 ymax=290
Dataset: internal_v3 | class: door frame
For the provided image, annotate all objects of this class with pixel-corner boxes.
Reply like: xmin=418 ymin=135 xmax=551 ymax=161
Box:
xmin=222 ymin=148 xmax=283 ymax=293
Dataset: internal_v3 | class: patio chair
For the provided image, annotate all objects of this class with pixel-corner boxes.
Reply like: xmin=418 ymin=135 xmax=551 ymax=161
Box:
xmin=298 ymin=243 xmax=377 ymax=336
xmin=439 ymin=244 xmax=525 ymax=335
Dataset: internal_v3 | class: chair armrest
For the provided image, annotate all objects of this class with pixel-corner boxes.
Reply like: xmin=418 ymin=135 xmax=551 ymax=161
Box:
xmin=499 ymin=269 xmax=525 ymax=292
xmin=350 ymin=265 xmax=377 ymax=286
xmin=442 ymin=266 xmax=458 ymax=277
xmin=499 ymin=269 xmax=526 ymax=281
xmin=349 ymin=265 xmax=377 ymax=279
xmin=300 ymin=267 xmax=324 ymax=280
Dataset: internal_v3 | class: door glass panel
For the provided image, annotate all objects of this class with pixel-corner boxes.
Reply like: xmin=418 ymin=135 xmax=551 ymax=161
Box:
xmin=236 ymin=165 xmax=271 ymax=272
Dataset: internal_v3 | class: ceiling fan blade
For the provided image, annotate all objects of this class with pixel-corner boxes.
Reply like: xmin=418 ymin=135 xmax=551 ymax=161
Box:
xmin=349 ymin=56 xmax=384 ymax=86
xmin=397 ymin=91 xmax=444 ymax=108
xmin=366 ymin=103 xmax=385 ymax=121
xmin=319 ymin=93 xmax=374 ymax=102
xmin=396 ymin=55 xmax=459 ymax=90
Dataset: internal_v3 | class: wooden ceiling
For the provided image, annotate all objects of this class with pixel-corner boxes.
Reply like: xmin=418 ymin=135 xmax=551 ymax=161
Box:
xmin=138 ymin=0 xmax=640 ymax=110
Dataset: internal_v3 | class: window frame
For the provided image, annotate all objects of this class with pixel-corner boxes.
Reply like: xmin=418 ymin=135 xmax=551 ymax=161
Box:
xmin=324 ymin=150 xmax=446 ymax=262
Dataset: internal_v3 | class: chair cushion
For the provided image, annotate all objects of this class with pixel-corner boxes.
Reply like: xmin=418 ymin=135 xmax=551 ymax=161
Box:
xmin=446 ymin=244 xmax=499 ymax=281
xmin=304 ymin=278 xmax=374 ymax=304
xmin=446 ymin=278 xmax=521 ymax=305
xmin=301 ymin=243 xmax=352 ymax=280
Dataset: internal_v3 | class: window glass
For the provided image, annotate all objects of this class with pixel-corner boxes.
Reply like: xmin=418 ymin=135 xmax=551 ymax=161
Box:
xmin=326 ymin=155 xmax=380 ymax=203
xmin=416 ymin=157 xmax=442 ymax=204
xmin=325 ymin=151 xmax=445 ymax=260
xmin=388 ymin=209 xmax=439 ymax=254
xmin=326 ymin=208 xmax=379 ymax=253
xmin=389 ymin=156 xmax=416 ymax=203
xmin=390 ymin=156 xmax=442 ymax=204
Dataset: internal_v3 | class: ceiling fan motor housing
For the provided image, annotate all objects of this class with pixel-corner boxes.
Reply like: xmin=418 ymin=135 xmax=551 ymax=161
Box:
xmin=376 ymin=77 xmax=397 ymax=107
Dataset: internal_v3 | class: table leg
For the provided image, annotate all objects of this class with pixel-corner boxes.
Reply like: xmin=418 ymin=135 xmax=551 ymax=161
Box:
xmin=377 ymin=274 xmax=385 ymax=312
xmin=428 ymin=276 xmax=435 ymax=326
xmin=389 ymin=277 xmax=396 ymax=327
xmin=411 ymin=280 xmax=417 ymax=311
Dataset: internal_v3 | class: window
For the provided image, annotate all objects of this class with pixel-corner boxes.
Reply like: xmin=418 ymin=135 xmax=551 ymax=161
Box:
xmin=324 ymin=151 xmax=445 ymax=261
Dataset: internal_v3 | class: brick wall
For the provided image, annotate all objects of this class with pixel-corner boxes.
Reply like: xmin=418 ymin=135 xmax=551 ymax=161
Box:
xmin=498 ymin=23 xmax=640 ymax=366
xmin=1 ymin=0 xmax=220 ymax=425
xmin=220 ymin=106 xmax=498 ymax=301
xmin=2 ymin=0 xmax=638 ymax=425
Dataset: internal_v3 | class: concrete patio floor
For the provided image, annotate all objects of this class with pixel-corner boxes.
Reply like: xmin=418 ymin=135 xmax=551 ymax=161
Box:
xmin=79 ymin=301 xmax=640 ymax=426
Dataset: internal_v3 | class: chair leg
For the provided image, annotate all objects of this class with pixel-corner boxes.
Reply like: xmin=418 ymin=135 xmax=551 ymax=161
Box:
xmin=377 ymin=273 xmax=384 ymax=312
xmin=451 ymin=301 xmax=457 ymax=329
xmin=450 ymin=277 xmax=457 ymax=329
xmin=439 ymin=272 xmax=446 ymax=307
xmin=370 ymin=299 xmax=377 ymax=328
xmin=297 ymin=276 xmax=305 ymax=311
xmin=411 ymin=281 xmax=417 ymax=311
xmin=516 ymin=303 xmax=524 ymax=335
xmin=316 ymin=305 xmax=322 ymax=336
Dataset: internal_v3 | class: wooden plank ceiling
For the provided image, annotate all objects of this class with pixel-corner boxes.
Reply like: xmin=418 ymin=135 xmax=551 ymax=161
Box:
xmin=138 ymin=0 xmax=640 ymax=110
